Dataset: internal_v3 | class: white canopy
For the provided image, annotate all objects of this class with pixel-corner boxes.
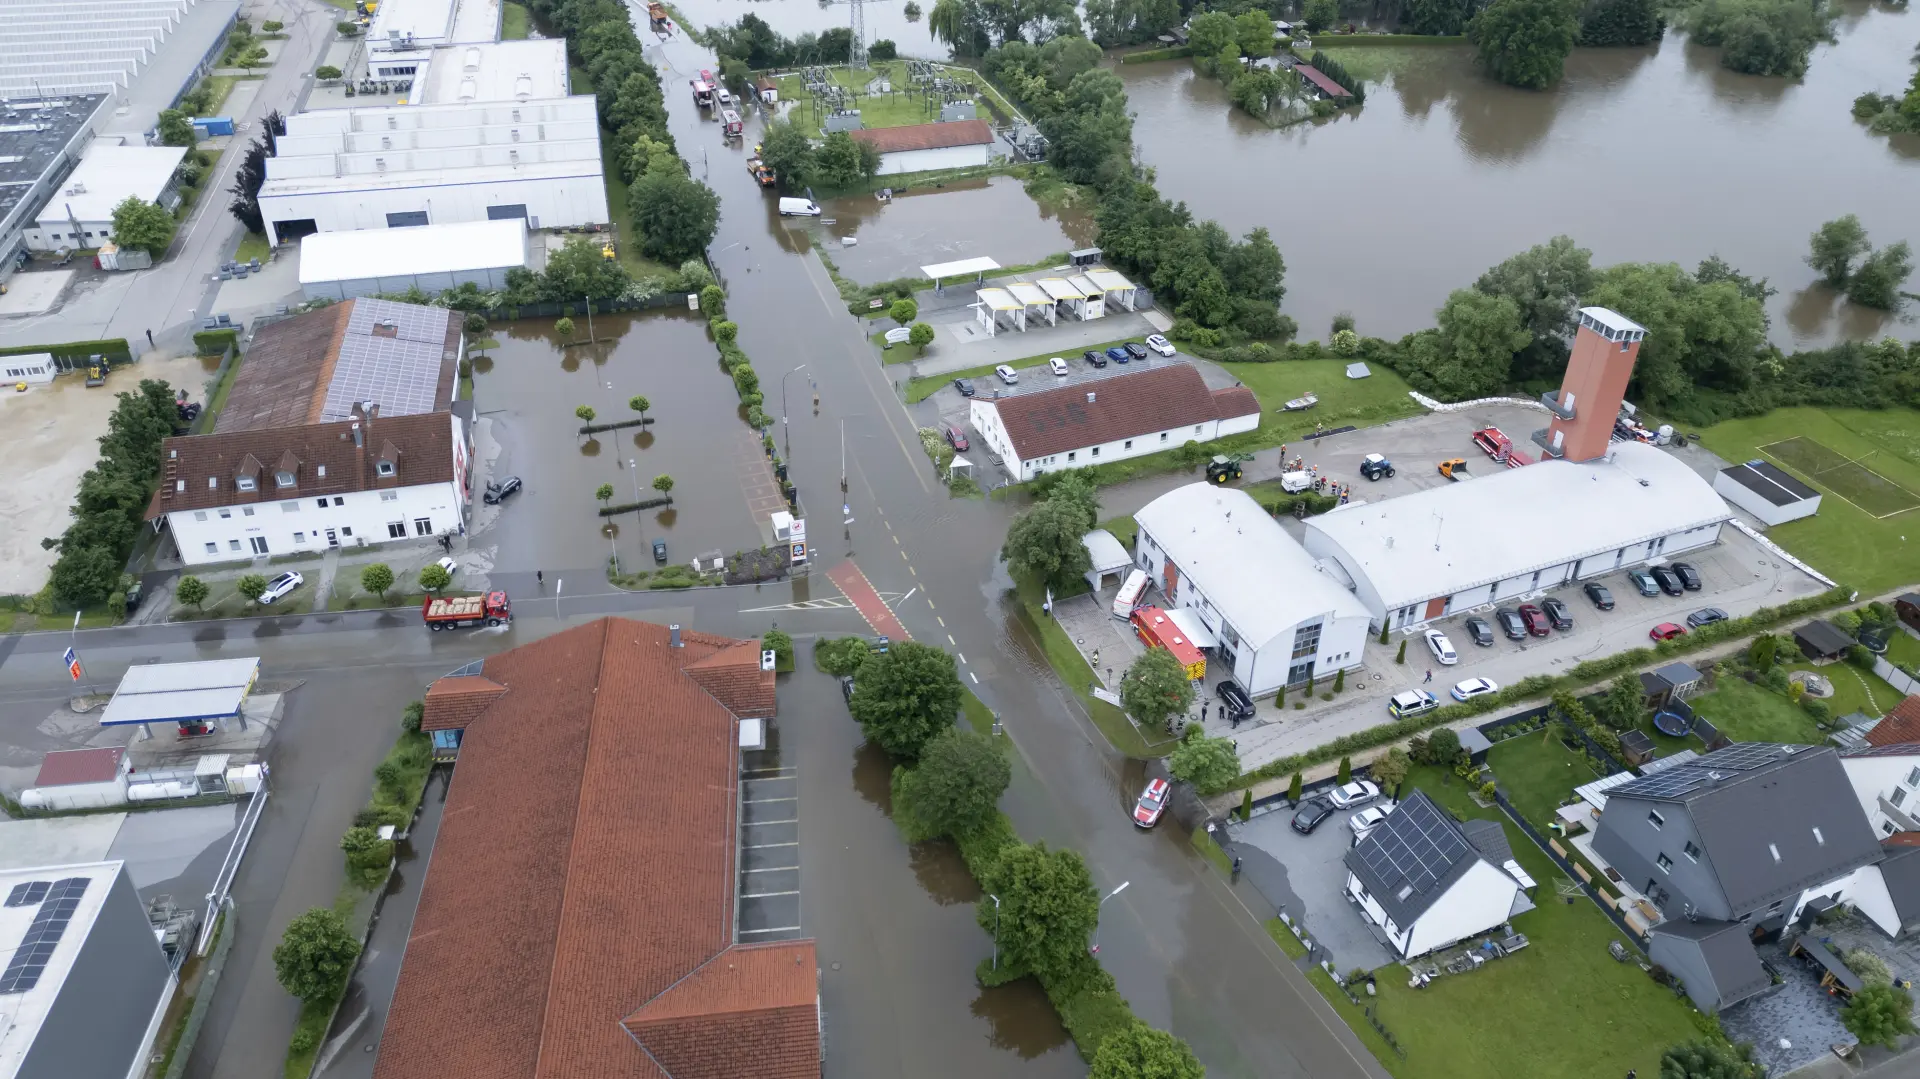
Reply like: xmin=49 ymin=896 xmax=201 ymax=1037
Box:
xmin=922 ymin=256 xmax=1001 ymax=281
xmin=1006 ymin=281 xmax=1051 ymax=306
xmin=976 ymin=287 xmax=1021 ymax=311
xmin=1038 ymin=277 xmax=1084 ymax=301
xmin=1166 ymin=607 xmax=1217 ymax=649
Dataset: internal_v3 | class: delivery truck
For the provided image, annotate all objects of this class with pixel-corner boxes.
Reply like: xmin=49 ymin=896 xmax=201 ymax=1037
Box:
xmin=423 ymin=591 xmax=511 ymax=630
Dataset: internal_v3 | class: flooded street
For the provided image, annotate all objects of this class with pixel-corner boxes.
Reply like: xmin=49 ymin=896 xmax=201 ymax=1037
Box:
xmin=818 ymin=175 xmax=1097 ymax=284
xmin=1121 ymin=5 xmax=1919 ymax=345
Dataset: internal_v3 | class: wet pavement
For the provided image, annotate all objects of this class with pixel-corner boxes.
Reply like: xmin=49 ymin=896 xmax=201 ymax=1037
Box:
xmin=818 ymin=175 xmax=1095 ymax=285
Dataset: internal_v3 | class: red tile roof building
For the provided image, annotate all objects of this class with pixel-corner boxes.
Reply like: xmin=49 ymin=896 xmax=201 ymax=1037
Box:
xmin=376 ymin=618 xmax=814 ymax=1079
xmin=848 ymin=118 xmax=992 ymax=154
xmin=33 ymin=746 xmax=126 ymax=787
xmin=1868 ymin=696 xmax=1920 ymax=748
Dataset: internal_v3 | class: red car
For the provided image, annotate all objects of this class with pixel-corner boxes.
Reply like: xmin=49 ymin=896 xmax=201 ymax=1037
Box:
xmin=1133 ymin=777 xmax=1170 ymax=828
xmin=1650 ymin=622 xmax=1688 ymax=641
xmin=1517 ymin=604 xmax=1551 ymax=637
xmin=944 ymin=424 xmax=969 ymax=452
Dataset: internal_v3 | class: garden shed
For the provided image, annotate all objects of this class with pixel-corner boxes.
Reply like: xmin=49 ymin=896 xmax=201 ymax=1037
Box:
xmin=1794 ymin=620 xmax=1854 ymax=661
xmin=1080 ymin=529 xmax=1131 ymax=593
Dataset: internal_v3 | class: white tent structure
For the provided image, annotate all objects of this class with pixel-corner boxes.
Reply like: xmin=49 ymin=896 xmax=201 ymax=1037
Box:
xmin=1062 ymin=274 xmax=1106 ymax=319
xmin=974 ymin=288 xmax=1025 ymax=335
xmin=923 ymin=256 xmax=1001 ymax=293
xmin=1006 ymin=281 xmax=1056 ymax=327
xmin=299 ymin=219 xmax=530 ymax=300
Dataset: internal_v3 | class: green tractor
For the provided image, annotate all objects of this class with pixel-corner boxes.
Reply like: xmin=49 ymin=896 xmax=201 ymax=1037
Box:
xmin=1206 ymin=453 xmax=1253 ymax=484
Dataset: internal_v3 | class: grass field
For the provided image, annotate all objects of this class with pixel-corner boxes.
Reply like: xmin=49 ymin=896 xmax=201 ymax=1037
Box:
xmin=502 ymin=1 xmax=531 ymax=38
xmin=772 ymin=61 xmax=1022 ymax=139
xmin=1485 ymin=728 xmax=1608 ymax=831
xmin=1686 ymin=674 xmax=1825 ymax=744
xmin=1698 ymin=407 xmax=1920 ymax=593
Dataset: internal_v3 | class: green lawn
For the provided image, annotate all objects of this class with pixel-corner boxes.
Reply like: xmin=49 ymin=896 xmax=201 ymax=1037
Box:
xmin=1694 ymin=407 xmax=1920 ymax=593
xmin=905 ymin=337 xmax=1141 ymax=403
xmin=961 ymin=688 xmax=996 ymax=737
xmin=1265 ymin=917 xmax=1309 ymax=960
xmin=502 ymin=1 xmax=531 ymax=38
xmin=1485 ymin=727 xmax=1608 ymax=832
xmin=1804 ymin=662 xmax=1902 ymax=719
xmin=1308 ymin=763 xmax=1697 ymax=1079
xmin=1014 ymin=578 xmax=1177 ymax=758
xmin=1685 ymin=674 xmax=1825 ymax=744
xmin=233 ymin=231 xmax=271 ymax=264
xmin=773 ymin=62 xmax=1022 ymax=139
xmin=1095 ymin=514 xmax=1138 ymax=550
xmin=1191 ymin=824 xmax=1231 ymax=875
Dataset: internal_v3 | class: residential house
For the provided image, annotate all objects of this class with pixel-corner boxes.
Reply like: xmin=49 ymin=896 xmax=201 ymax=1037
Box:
xmin=1866 ymin=696 xmax=1920 ymax=750
xmin=1896 ymin=594 xmax=1920 ymax=634
xmin=1647 ymin=918 xmax=1772 ymax=1013
xmin=1841 ymin=742 xmax=1920 ymax=839
xmin=1850 ymin=835 xmax=1920 ymax=940
xmin=1343 ymin=791 xmax=1534 ymax=960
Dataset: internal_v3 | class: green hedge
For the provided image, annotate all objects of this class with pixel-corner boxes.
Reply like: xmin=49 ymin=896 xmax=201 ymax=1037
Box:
xmin=1307 ymin=34 xmax=1467 ymax=46
xmin=1231 ymin=586 xmax=1851 ymax=790
xmin=1119 ymin=45 xmax=1193 ymax=63
xmin=192 ymin=328 xmax=239 ymax=356
xmin=0 ymin=338 xmax=132 ymax=362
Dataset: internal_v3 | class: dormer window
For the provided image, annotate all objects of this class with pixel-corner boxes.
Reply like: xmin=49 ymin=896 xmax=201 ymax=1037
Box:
xmin=236 ymin=476 xmax=256 ymax=491
xmin=377 ymin=460 xmax=396 ymax=476
xmin=276 ymin=470 xmax=296 ymax=488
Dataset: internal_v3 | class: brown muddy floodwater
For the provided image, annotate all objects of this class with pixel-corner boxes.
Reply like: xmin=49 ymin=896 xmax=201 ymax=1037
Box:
xmin=474 ymin=308 xmax=764 ymax=575
xmin=817 ymin=174 xmax=1097 ymax=284
xmin=1121 ymin=4 xmax=1919 ymax=346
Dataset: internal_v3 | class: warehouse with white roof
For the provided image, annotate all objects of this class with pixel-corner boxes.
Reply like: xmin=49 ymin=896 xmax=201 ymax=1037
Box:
xmin=1135 ymin=483 xmax=1372 ymax=697
xmin=1303 ymin=440 xmax=1732 ymax=632
xmin=300 ymin=218 xmax=530 ymax=300
xmin=23 ymin=143 xmax=186 ymax=252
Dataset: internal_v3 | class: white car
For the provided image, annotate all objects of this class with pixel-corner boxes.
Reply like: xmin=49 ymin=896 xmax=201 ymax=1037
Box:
xmin=1144 ymin=333 xmax=1176 ymax=357
xmin=1048 ymin=357 xmax=1069 ymax=376
xmin=1326 ymin=779 xmax=1380 ymax=809
xmin=1349 ymin=804 xmax=1395 ymax=840
xmin=994 ymin=364 xmax=1018 ymax=385
xmin=258 ymin=571 xmax=304 ymax=604
xmin=1424 ymin=629 xmax=1458 ymax=666
xmin=1451 ymin=676 xmax=1500 ymax=702
xmin=434 ymin=557 xmax=458 ymax=576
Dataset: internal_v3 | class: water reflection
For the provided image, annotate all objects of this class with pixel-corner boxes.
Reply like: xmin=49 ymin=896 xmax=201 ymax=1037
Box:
xmin=909 ymin=838 xmax=981 ymax=904
xmin=971 ymin=979 xmax=1073 ymax=1059
xmin=850 ymin=740 xmax=895 ymax=810
xmin=819 ymin=175 xmax=1097 ymax=285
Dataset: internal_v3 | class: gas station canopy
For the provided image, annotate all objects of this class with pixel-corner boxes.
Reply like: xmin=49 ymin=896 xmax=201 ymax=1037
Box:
xmin=922 ymin=257 xmax=1001 ymax=288
xmin=99 ymin=658 xmax=261 ymax=727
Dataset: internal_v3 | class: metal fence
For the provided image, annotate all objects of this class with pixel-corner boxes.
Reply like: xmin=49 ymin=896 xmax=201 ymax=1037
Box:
xmin=1875 ymin=656 xmax=1920 ymax=697
xmin=197 ymin=779 xmax=269 ymax=955
xmin=1493 ymin=791 xmax=1647 ymax=952
xmin=162 ymin=898 xmax=236 ymax=1079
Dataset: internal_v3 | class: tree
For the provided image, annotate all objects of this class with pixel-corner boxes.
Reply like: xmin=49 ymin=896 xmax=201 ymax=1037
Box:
xmin=1287 ymin=771 xmax=1303 ymax=801
xmin=1235 ymin=9 xmax=1276 ymax=55
xmin=595 ymin=482 xmax=615 ymax=506
xmin=905 ymin=1 xmax=923 ymax=18
xmin=811 ymin=130 xmax=880 ymax=190
xmin=1302 ymin=0 xmax=1339 ymax=33
xmin=262 ymin=19 xmax=284 ymax=31
xmin=556 ymin=317 xmax=577 ymax=339
xmin=762 ymin=629 xmax=793 ymax=667
xmin=1396 ymin=639 xmax=1408 ymax=663
xmin=1473 ymin=235 xmax=1595 ymax=379
xmin=175 ymin=575 xmax=210 ymax=611
xmin=1187 ymin=10 xmax=1235 ymax=59
xmin=1090 ymin=1020 xmax=1206 ymax=1079
xmin=1577 ymin=0 xmax=1664 ymax=45
xmin=1337 ymin=755 xmax=1353 ymax=784
xmin=869 ymin=38 xmax=899 ymax=60
xmin=1844 ymin=983 xmax=1918 ymax=1049
xmin=542 ymin=237 xmax=630 ymax=301
xmin=360 ymin=562 xmax=395 ymax=601
xmin=1407 ymin=289 xmax=1532 ymax=399
xmin=1599 ymin=671 xmax=1646 ymax=730
xmin=1658 ymin=1039 xmax=1764 ymax=1079
xmin=897 ymin=728 xmax=1012 ymax=837
xmin=1807 ymin=215 xmax=1871 ymax=285
xmin=419 ymin=563 xmax=452 ymax=593
xmin=1119 ymin=649 xmax=1195 ymax=732
xmin=401 ymin=699 xmax=425 ymax=733
xmin=1847 ymin=242 xmax=1913 ymax=310
xmin=1470 ymin=0 xmax=1581 ymax=89
xmin=337 ymin=20 xmax=360 ymax=35
xmin=315 ymin=64 xmax=343 ymax=81
xmin=651 ymin=474 xmax=675 ymax=498
xmin=109 ymin=196 xmax=175 ymax=257
xmin=226 ymin=111 xmax=283 ymax=235
xmin=1229 ymin=67 xmax=1295 ymax=119
xmin=849 ymin=640 xmax=965 ymax=759
xmin=236 ymin=573 xmax=268 ymax=605
xmin=758 ymin=117 xmax=816 ymax=190
xmin=1002 ymin=498 xmax=1095 ymax=588
xmin=1583 ymin=262 xmax=1767 ymax=406
xmin=1420 ymin=727 xmax=1462 ymax=765
xmin=1679 ymin=0 xmax=1835 ymax=77
xmin=889 ymin=298 xmax=919 ymax=324
xmin=1370 ymin=747 xmax=1412 ymax=796
xmin=1167 ymin=732 xmax=1241 ymax=793
xmin=629 ymin=164 xmax=721 ymax=261
xmin=272 ymin=907 xmax=361 ymax=1004
xmin=575 ymin=404 xmax=594 ymax=424
xmin=157 ymin=109 xmax=197 ymax=147
xmin=629 ymin=395 xmax=650 ymax=421
xmin=1749 ymin=632 xmax=1778 ymax=673
xmin=908 ymin=322 xmax=935 ymax=350
xmin=976 ymin=841 xmax=1099 ymax=984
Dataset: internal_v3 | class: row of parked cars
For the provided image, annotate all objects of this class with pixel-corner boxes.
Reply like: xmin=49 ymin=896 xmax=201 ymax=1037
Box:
xmin=951 ymin=336 xmax=1178 ymax=395
xmin=1292 ymin=779 xmax=1394 ymax=840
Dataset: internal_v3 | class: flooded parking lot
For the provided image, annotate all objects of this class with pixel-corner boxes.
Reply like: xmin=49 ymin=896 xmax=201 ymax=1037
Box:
xmin=818 ymin=175 xmax=1096 ymax=285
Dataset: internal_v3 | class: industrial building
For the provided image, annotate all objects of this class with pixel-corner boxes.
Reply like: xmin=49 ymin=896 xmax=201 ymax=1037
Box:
xmin=299 ymin=218 xmax=530 ymax=300
xmin=23 ymin=142 xmax=187 ymax=252
xmin=0 ymin=0 xmax=235 ymax=101
xmin=1134 ymin=484 xmax=1372 ymax=696
xmin=365 ymin=0 xmax=505 ymax=79
xmin=1304 ymin=307 xmax=1732 ymax=632
xmin=0 ymin=860 xmax=177 ymax=1079
xmin=849 ymin=118 xmax=994 ymax=175
xmin=0 ymin=95 xmax=108 ymax=269
xmin=1713 ymin=458 xmax=1822 ymax=526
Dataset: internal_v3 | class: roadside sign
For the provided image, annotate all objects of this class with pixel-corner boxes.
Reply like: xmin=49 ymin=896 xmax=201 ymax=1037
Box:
xmin=62 ymin=647 xmax=81 ymax=682
xmin=790 ymin=542 xmax=806 ymax=564
xmin=843 ymin=502 xmax=854 ymax=524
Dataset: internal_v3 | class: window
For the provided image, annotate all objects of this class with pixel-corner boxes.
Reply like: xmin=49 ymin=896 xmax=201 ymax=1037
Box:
xmin=194 ymin=511 xmax=207 ymax=522
xmin=414 ymin=518 xmax=433 ymax=536
xmin=242 ymin=507 xmax=255 ymax=516
xmin=1907 ymin=767 xmax=1920 ymax=789
xmin=341 ymin=527 xmax=352 ymax=537
xmin=1647 ymin=811 xmax=1664 ymax=830
xmin=317 ymin=499 xmax=328 ymax=509
xmin=1091 ymin=447 xmax=1100 ymax=458
xmin=1886 ymin=821 xmax=1899 ymax=836
xmin=1124 ymin=439 xmax=1133 ymax=450
xmin=333 ymin=497 xmax=345 ymax=506
xmin=228 ymin=539 xmax=241 ymax=551
xmin=204 ymin=542 xmax=217 ymax=554
xmin=380 ymin=491 xmax=398 ymax=502
xmin=387 ymin=522 xmax=406 ymax=539
xmin=236 ymin=476 xmax=255 ymax=491
xmin=294 ymin=532 xmax=305 ymax=543
xmin=1067 ymin=451 xmax=1077 ymax=462
xmin=218 ymin=509 xmax=232 ymax=519
xmin=276 ymin=471 xmax=295 ymax=487
xmin=281 ymin=501 xmax=299 ymax=513
xmin=1193 ymin=425 xmax=1202 ymax=435
xmin=1683 ymin=841 xmax=1701 ymax=861
xmin=1893 ymin=787 xmax=1908 ymax=808
xmin=377 ymin=460 xmax=397 ymax=476
xmin=1290 ymin=621 xmax=1322 ymax=661
xmin=250 ymin=536 xmax=269 ymax=555
xmin=1769 ymin=899 xmax=1784 ymax=912
xmin=1160 ymin=432 xmax=1168 ymax=443
xmin=1656 ymin=853 xmax=1673 ymax=873
xmin=317 ymin=465 xmax=327 ymax=478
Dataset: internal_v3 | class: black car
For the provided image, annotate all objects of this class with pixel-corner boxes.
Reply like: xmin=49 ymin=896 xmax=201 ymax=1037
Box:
xmin=1216 ymin=680 xmax=1255 ymax=721
xmin=1464 ymin=615 xmax=1494 ymax=646
xmin=1672 ymin=562 xmax=1702 ymax=591
xmin=1627 ymin=568 xmax=1661 ymax=597
xmin=482 ymin=476 xmax=522 ymax=504
xmin=1584 ymin=582 xmax=1615 ymax=610
xmin=1686 ymin=607 xmax=1729 ymax=628
xmin=1542 ymin=596 xmax=1574 ymax=630
xmin=953 ymin=377 xmax=976 ymax=397
xmin=1651 ymin=565 xmax=1685 ymax=596
xmin=1124 ymin=341 xmax=1149 ymax=361
xmin=1495 ymin=607 xmax=1527 ymax=640
xmin=1083 ymin=349 xmax=1107 ymax=368
xmin=653 ymin=538 xmax=668 ymax=563
xmin=1291 ymin=796 xmax=1336 ymax=835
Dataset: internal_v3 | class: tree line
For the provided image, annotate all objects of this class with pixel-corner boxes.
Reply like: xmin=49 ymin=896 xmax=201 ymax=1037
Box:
xmin=43 ymin=381 xmax=179 ymax=607
xmin=1853 ymin=47 xmax=1920 ymax=137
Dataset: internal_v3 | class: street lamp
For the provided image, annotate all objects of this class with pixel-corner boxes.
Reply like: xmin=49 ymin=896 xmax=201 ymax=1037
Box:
xmin=780 ymin=364 xmax=809 ymax=459
xmin=988 ymin=893 xmax=1001 ymax=971
xmin=1090 ymin=881 xmax=1130 ymax=955
xmin=628 ymin=457 xmax=644 ymax=555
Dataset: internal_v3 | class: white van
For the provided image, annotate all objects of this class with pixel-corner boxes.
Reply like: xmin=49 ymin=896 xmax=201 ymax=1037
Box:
xmin=1387 ymin=690 xmax=1440 ymax=719
xmin=778 ymin=197 xmax=822 ymax=217
xmin=1112 ymin=569 xmax=1148 ymax=617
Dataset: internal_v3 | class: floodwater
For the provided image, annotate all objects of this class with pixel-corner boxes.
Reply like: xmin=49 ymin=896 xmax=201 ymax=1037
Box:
xmin=474 ymin=309 xmax=764 ymax=575
xmin=816 ymin=174 xmax=1098 ymax=283
xmin=1120 ymin=5 xmax=1920 ymax=346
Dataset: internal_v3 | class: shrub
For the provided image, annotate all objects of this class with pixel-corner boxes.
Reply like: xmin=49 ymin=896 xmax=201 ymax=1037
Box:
xmin=762 ymin=628 xmax=793 ymax=667
xmin=1287 ymin=771 xmax=1302 ymax=801
xmin=289 ymin=1027 xmax=319 ymax=1053
xmin=815 ymin=635 xmax=871 ymax=675
xmin=1395 ymin=640 xmax=1407 ymax=664
xmin=699 ymin=284 xmax=726 ymax=317
xmin=1479 ymin=780 xmax=1498 ymax=801
xmin=1337 ymin=755 xmax=1352 ymax=784
xmin=401 ymin=699 xmax=424 ymax=733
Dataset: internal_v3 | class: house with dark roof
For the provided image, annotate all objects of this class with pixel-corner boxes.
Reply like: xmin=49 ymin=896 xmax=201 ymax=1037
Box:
xmin=1343 ymin=791 xmax=1533 ymax=959
xmin=848 ymin=118 xmax=993 ymax=176
xmin=376 ymin=618 xmax=818 ymax=1079
xmin=148 ymin=299 xmax=470 ymax=566
xmin=968 ymin=362 xmax=1260 ymax=482
xmin=1793 ymin=619 xmax=1855 ymax=661
xmin=1647 ymin=918 xmax=1772 ymax=1013
xmin=1896 ymin=594 xmax=1920 ymax=634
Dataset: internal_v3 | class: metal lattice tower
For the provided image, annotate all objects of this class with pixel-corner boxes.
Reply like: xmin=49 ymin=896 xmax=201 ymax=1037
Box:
xmin=848 ymin=0 xmax=868 ymax=69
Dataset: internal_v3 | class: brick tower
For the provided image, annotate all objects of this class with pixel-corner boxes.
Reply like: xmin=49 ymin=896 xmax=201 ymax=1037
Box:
xmin=1533 ymin=306 xmax=1647 ymax=463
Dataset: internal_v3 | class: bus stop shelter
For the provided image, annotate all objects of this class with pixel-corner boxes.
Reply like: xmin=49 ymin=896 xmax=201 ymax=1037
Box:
xmin=923 ymin=256 xmax=1001 ymax=294
xmin=99 ymin=657 xmax=261 ymax=739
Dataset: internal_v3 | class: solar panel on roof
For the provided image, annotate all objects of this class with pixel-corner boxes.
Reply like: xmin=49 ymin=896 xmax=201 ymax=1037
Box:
xmin=446 ymin=659 xmax=485 ymax=677
xmin=1613 ymin=743 xmax=1797 ymax=799
xmin=4 ymin=881 xmax=49 ymax=908
xmin=1358 ymin=796 xmax=1470 ymax=896
xmin=0 ymin=877 xmax=90 ymax=994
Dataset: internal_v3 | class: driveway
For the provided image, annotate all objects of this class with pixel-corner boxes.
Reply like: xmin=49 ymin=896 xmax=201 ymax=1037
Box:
xmin=1229 ymin=802 xmax=1397 ymax=975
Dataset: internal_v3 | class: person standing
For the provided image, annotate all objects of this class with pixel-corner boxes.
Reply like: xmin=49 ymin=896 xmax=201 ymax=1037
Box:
xmin=1424 ymin=668 xmax=1434 ymax=684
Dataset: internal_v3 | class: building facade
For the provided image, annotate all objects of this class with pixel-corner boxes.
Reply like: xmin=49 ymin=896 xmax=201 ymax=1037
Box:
xmin=1343 ymin=793 xmax=1528 ymax=959
xmin=849 ymin=119 xmax=994 ymax=176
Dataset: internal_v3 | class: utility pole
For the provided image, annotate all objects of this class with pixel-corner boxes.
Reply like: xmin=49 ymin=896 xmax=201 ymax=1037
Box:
xmin=840 ymin=419 xmax=847 ymax=491
xmin=1090 ymin=881 xmax=1130 ymax=955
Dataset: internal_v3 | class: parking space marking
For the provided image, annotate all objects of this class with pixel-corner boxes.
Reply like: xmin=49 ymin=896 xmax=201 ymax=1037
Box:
xmin=744 ymin=841 xmax=799 ymax=849
xmin=742 ymin=890 xmax=800 ymax=898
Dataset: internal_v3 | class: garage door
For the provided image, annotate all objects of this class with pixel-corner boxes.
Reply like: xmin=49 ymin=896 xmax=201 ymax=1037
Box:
xmin=1492 ymin=574 xmax=1534 ymax=601
xmin=486 ymin=204 xmax=528 ymax=220
xmin=386 ymin=211 xmax=429 ymax=228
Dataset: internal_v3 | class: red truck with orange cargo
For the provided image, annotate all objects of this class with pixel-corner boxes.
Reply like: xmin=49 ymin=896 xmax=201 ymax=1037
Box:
xmin=423 ymin=592 xmax=511 ymax=630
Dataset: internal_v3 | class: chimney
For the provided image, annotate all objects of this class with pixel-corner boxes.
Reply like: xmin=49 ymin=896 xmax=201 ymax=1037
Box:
xmin=1086 ymin=391 xmax=1096 ymax=403
xmin=669 ymin=624 xmax=682 ymax=648
xmin=351 ymin=419 xmax=363 ymax=447
xmin=365 ymin=400 xmax=379 ymax=421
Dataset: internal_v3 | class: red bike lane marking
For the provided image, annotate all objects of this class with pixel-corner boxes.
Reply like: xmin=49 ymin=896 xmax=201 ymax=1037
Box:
xmin=826 ymin=560 xmax=909 ymax=641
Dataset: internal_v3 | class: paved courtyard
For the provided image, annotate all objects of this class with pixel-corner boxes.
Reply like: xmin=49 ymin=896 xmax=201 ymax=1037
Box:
xmin=1229 ymin=805 xmax=1398 ymax=975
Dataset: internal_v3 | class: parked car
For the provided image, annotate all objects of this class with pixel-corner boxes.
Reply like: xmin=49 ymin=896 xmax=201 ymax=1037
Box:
xmin=1451 ymin=677 xmax=1500 ymax=702
xmin=1517 ymin=604 xmax=1551 ymax=637
xmin=944 ymin=424 xmax=969 ymax=451
xmin=653 ymin=538 xmax=668 ymax=563
xmin=1350 ymin=804 xmax=1396 ymax=841
xmin=1542 ymin=597 xmax=1573 ymax=631
xmin=1133 ymin=777 xmax=1171 ymax=828
xmin=1464 ymin=616 xmax=1495 ymax=646
xmin=994 ymin=364 xmax=1018 ymax=385
xmin=1672 ymin=562 xmax=1702 ymax=591
xmin=839 ymin=675 xmax=855 ymax=703
xmin=259 ymin=571 xmax=304 ymax=604
xmin=1144 ymin=334 xmax=1176 ymax=357
xmin=1424 ymin=629 xmax=1458 ymax=665
xmin=1686 ymin=607 xmax=1729 ymax=628
xmin=434 ymin=556 xmax=458 ymax=577
xmin=1495 ymin=607 xmax=1527 ymax=640
xmin=1216 ymin=680 xmax=1255 ymax=721
xmin=1105 ymin=346 xmax=1131 ymax=365
xmin=1584 ymin=582 xmax=1615 ymax=610
xmin=1327 ymin=780 xmax=1381 ymax=809
xmin=1627 ymin=567 xmax=1661 ymax=597
xmin=483 ymin=475 xmax=522 ymax=504
xmin=1123 ymin=341 xmax=1149 ymax=361
xmin=1651 ymin=565 xmax=1685 ymax=596
xmin=1082 ymin=349 xmax=1107 ymax=368
xmin=1292 ymin=797 xmax=1336 ymax=835
xmin=953 ymin=377 xmax=976 ymax=397
xmin=1360 ymin=453 xmax=1395 ymax=480
xmin=1650 ymin=622 xmax=1687 ymax=641
xmin=1388 ymin=690 xmax=1439 ymax=719
xmin=1048 ymin=357 xmax=1069 ymax=376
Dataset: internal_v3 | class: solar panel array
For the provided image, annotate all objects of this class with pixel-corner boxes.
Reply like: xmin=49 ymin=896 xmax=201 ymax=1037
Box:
xmin=1355 ymin=796 xmax=1468 ymax=898
xmin=0 ymin=876 xmax=90 ymax=994
xmin=447 ymin=658 xmax=485 ymax=677
xmin=1611 ymin=742 xmax=1797 ymax=800
xmin=321 ymin=299 xmax=454 ymax=423
xmin=4 ymin=881 xmax=50 ymax=908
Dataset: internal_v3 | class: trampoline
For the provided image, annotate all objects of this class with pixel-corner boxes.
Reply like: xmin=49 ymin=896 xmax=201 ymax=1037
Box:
xmin=1653 ymin=710 xmax=1690 ymax=737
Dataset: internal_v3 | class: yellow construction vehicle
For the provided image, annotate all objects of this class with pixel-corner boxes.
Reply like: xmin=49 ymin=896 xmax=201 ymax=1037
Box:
xmin=85 ymin=356 xmax=111 ymax=387
xmin=1437 ymin=457 xmax=1472 ymax=481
